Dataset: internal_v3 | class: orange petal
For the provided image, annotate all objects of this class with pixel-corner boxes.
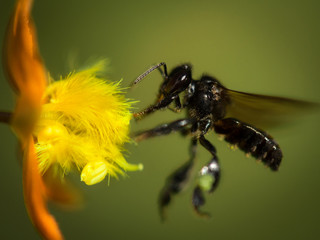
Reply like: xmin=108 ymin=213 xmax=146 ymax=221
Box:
xmin=44 ymin=168 xmax=83 ymax=210
xmin=3 ymin=0 xmax=47 ymax=109
xmin=4 ymin=0 xmax=46 ymax=141
xmin=4 ymin=1 xmax=63 ymax=239
xmin=23 ymin=137 xmax=64 ymax=240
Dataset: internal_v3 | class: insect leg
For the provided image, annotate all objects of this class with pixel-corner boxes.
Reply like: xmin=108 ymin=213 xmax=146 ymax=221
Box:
xmin=168 ymin=96 xmax=182 ymax=113
xmin=213 ymin=118 xmax=282 ymax=171
xmin=192 ymin=135 xmax=220 ymax=217
xmin=159 ymin=138 xmax=197 ymax=221
xmin=134 ymin=118 xmax=194 ymax=142
xmin=133 ymin=96 xmax=174 ymax=120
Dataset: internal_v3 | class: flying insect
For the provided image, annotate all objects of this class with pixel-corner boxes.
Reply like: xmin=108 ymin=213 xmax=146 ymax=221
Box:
xmin=132 ymin=62 xmax=315 ymax=219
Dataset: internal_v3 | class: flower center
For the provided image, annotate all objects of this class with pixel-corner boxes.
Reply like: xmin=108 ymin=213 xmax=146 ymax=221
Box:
xmin=37 ymin=122 xmax=68 ymax=144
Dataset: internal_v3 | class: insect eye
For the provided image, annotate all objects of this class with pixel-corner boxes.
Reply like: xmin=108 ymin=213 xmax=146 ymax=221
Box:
xmin=161 ymin=64 xmax=192 ymax=96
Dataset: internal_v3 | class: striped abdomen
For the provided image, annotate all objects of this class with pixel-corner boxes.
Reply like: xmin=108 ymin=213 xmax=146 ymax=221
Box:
xmin=213 ymin=118 xmax=282 ymax=171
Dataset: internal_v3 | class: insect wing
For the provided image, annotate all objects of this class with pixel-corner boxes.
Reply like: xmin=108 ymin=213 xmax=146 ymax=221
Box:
xmin=224 ymin=89 xmax=318 ymax=129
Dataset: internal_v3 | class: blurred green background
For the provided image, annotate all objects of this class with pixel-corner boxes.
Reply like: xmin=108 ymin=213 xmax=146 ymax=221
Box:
xmin=1 ymin=0 xmax=320 ymax=239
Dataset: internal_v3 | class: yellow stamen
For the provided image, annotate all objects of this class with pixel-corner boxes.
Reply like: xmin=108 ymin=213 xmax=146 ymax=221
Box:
xmin=81 ymin=161 xmax=108 ymax=185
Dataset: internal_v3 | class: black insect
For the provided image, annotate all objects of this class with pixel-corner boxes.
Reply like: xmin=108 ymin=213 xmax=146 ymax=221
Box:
xmin=132 ymin=62 xmax=315 ymax=219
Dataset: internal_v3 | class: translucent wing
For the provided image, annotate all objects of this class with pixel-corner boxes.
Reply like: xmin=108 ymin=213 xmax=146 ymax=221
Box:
xmin=224 ymin=89 xmax=318 ymax=129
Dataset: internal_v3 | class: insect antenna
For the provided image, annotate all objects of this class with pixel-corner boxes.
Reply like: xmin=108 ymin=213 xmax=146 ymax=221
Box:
xmin=130 ymin=62 xmax=166 ymax=88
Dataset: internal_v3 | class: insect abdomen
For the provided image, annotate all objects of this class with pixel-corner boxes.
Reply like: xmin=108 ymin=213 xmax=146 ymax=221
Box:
xmin=213 ymin=118 xmax=282 ymax=171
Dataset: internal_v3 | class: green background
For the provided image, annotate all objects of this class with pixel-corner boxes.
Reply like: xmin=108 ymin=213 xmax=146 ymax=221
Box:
xmin=1 ymin=0 xmax=320 ymax=239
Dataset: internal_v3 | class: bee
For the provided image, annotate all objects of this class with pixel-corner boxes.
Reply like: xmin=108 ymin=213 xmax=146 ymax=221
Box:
xmin=132 ymin=62 xmax=316 ymax=219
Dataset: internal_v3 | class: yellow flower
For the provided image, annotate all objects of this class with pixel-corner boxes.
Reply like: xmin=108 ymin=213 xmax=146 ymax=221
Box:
xmin=1 ymin=0 xmax=142 ymax=239
xmin=35 ymin=62 xmax=143 ymax=184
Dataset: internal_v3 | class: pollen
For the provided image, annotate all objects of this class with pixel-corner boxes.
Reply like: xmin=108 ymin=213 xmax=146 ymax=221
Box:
xmin=33 ymin=61 xmax=142 ymax=184
xmin=81 ymin=161 xmax=108 ymax=185
xmin=198 ymin=174 xmax=214 ymax=192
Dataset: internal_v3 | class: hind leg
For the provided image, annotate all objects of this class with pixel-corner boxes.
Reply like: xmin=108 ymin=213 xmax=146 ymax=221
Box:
xmin=133 ymin=118 xmax=195 ymax=219
xmin=192 ymin=135 xmax=221 ymax=217
xmin=134 ymin=118 xmax=193 ymax=142
xmin=159 ymin=138 xmax=197 ymax=220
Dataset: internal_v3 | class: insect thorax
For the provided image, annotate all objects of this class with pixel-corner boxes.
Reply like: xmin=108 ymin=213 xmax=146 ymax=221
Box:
xmin=186 ymin=77 xmax=228 ymax=122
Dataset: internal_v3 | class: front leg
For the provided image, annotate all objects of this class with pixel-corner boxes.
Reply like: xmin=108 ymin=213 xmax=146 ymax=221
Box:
xmin=168 ymin=96 xmax=183 ymax=113
xmin=192 ymin=135 xmax=220 ymax=217
xmin=133 ymin=96 xmax=174 ymax=120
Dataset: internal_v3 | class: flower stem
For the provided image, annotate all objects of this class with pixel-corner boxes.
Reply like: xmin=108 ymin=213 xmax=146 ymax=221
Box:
xmin=0 ymin=111 xmax=12 ymax=124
